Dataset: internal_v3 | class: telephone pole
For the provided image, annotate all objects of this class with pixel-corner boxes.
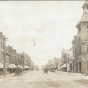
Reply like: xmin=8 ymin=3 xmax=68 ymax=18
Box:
xmin=3 ymin=38 xmax=8 ymax=77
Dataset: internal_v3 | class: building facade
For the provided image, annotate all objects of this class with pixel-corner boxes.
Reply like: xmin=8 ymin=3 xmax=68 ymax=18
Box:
xmin=22 ymin=52 xmax=31 ymax=69
xmin=0 ymin=32 xmax=6 ymax=64
xmin=72 ymin=1 xmax=88 ymax=74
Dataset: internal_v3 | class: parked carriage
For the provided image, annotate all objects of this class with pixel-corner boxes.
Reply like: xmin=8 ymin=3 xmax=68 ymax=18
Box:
xmin=51 ymin=68 xmax=56 ymax=72
xmin=43 ymin=67 xmax=48 ymax=73
xmin=15 ymin=67 xmax=22 ymax=76
xmin=50 ymin=67 xmax=56 ymax=72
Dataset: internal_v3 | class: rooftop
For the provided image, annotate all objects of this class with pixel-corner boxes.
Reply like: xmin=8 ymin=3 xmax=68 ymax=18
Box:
xmin=76 ymin=14 xmax=88 ymax=27
xmin=82 ymin=0 xmax=88 ymax=8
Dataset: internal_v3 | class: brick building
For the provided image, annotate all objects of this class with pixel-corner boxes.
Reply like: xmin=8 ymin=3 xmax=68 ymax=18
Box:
xmin=0 ymin=32 xmax=6 ymax=74
xmin=5 ymin=46 xmax=18 ymax=73
xmin=0 ymin=32 xmax=6 ymax=64
xmin=72 ymin=1 xmax=88 ymax=74
xmin=22 ymin=52 xmax=31 ymax=69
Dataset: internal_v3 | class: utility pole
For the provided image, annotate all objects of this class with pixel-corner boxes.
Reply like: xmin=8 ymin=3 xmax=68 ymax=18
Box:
xmin=3 ymin=38 xmax=7 ymax=77
xmin=3 ymin=38 xmax=8 ymax=77
xmin=3 ymin=46 xmax=6 ymax=77
xmin=23 ymin=53 xmax=24 ymax=72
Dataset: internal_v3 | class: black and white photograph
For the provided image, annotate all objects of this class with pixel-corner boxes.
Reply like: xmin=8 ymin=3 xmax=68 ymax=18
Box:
xmin=0 ymin=0 xmax=88 ymax=88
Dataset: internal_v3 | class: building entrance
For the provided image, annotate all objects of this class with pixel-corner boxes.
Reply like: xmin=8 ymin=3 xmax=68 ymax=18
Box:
xmin=79 ymin=62 xmax=81 ymax=73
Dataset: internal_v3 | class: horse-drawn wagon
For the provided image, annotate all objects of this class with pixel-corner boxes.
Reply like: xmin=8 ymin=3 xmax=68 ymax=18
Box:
xmin=43 ymin=67 xmax=48 ymax=73
xmin=15 ymin=67 xmax=22 ymax=76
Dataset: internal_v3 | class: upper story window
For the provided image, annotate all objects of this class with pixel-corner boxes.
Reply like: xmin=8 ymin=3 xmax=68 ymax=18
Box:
xmin=87 ymin=44 xmax=88 ymax=53
xmin=73 ymin=50 xmax=74 ymax=57
xmin=78 ymin=27 xmax=81 ymax=33
xmin=79 ymin=45 xmax=81 ymax=54
xmin=1 ymin=42 xmax=2 ymax=48
xmin=3 ymin=43 xmax=4 ymax=49
xmin=79 ymin=37 xmax=81 ymax=41
xmin=86 ymin=6 xmax=88 ymax=10
xmin=87 ymin=25 xmax=88 ymax=31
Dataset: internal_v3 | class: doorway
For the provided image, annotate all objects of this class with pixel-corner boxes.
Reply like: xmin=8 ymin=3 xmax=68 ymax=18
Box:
xmin=79 ymin=62 xmax=81 ymax=73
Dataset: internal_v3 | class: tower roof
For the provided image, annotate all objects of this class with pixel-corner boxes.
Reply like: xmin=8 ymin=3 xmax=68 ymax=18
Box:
xmin=82 ymin=0 xmax=88 ymax=8
xmin=76 ymin=14 xmax=88 ymax=27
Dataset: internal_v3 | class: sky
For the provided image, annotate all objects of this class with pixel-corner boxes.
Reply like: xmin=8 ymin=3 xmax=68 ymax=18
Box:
xmin=0 ymin=1 xmax=85 ymax=67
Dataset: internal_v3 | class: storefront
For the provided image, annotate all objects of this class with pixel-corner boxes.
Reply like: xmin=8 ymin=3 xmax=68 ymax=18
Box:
xmin=61 ymin=64 xmax=67 ymax=72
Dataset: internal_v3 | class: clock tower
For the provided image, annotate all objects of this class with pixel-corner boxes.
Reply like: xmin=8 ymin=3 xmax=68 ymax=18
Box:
xmin=73 ymin=0 xmax=88 ymax=74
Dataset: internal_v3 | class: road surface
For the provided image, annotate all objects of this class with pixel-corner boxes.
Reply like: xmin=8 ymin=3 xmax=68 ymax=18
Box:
xmin=0 ymin=71 xmax=88 ymax=88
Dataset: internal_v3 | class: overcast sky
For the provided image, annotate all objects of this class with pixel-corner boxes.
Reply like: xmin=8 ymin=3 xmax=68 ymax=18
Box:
xmin=0 ymin=1 xmax=85 ymax=67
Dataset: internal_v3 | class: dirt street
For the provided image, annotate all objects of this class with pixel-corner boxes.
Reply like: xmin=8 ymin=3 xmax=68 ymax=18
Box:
xmin=0 ymin=71 xmax=88 ymax=88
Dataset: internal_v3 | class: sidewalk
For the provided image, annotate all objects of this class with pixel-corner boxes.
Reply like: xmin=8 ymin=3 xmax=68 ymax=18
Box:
xmin=0 ymin=71 xmax=29 ymax=78
xmin=0 ymin=73 xmax=15 ymax=78
xmin=55 ymin=71 xmax=88 ymax=80
xmin=55 ymin=71 xmax=84 ymax=75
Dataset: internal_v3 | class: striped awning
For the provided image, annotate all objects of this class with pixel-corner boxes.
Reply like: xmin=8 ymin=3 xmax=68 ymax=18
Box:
xmin=7 ymin=64 xmax=13 ymax=68
xmin=10 ymin=64 xmax=17 ymax=68
xmin=61 ymin=64 xmax=66 ymax=68
xmin=24 ymin=66 xmax=29 ymax=68
xmin=18 ymin=65 xmax=23 ymax=69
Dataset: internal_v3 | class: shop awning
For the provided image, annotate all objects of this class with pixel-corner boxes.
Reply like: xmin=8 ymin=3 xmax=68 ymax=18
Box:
xmin=18 ymin=65 xmax=23 ymax=69
xmin=61 ymin=64 xmax=66 ymax=68
xmin=7 ymin=64 xmax=13 ymax=68
xmin=29 ymin=66 xmax=31 ymax=69
xmin=10 ymin=64 xmax=17 ymax=68
xmin=24 ymin=66 xmax=29 ymax=68
xmin=69 ymin=61 xmax=72 ymax=63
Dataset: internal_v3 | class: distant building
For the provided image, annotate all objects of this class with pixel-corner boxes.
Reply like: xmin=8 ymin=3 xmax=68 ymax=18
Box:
xmin=5 ymin=46 xmax=18 ymax=73
xmin=6 ymin=46 xmax=17 ymax=64
xmin=61 ymin=48 xmax=73 ymax=72
xmin=22 ymin=52 xmax=31 ymax=69
xmin=54 ymin=58 xmax=61 ymax=70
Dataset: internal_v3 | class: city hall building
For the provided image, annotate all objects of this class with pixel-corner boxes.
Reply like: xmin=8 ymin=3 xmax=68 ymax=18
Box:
xmin=72 ymin=1 xmax=88 ymax=74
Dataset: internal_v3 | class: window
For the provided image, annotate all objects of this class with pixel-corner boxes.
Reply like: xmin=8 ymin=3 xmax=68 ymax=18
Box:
xmin=87 ymin=25 xmax=88 ymax=32
xmin=73 ymin=50 xmax=74 ymax=57
xmin=87 ymin=44 xmax=88 ymax=53
xmin=79 ymin=45 xmax=81 ymax=54
xmin=78 ymin=27 xmax=81 ymax=33
xmin=79 ymin=37 xmax=81 ymax=41
xmin=87 ymin=61 xmax=88 ymax=70
xmin=86 ymin=6 xmax=88 ymax=10
xmin=1 ymin=42 xmax=2 ymax=48
xmin=3 ymin=43 xmax=4 ymax=49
